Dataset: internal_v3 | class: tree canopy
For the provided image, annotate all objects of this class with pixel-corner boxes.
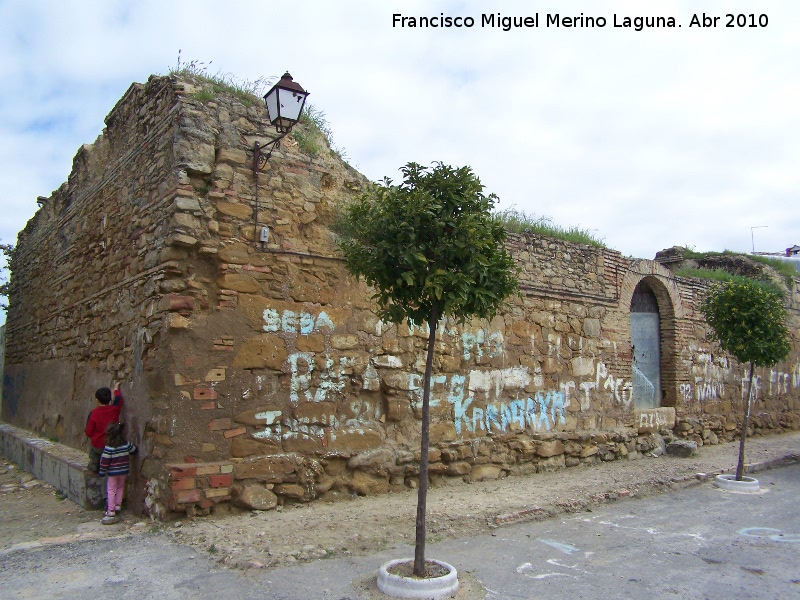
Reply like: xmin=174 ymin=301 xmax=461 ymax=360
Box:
xmin=699 ymin=279 xmax=790 ymax=368
xmin=334 ymin=162 xmax=519 ymax=326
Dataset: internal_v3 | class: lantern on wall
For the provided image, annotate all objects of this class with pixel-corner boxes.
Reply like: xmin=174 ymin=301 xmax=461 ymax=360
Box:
xmin=263 ymin=72 xmax=310 ymax=133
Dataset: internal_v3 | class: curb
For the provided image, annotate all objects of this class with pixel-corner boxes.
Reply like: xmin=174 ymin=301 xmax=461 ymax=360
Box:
xmin=492 ymin=452 xmax=800 ymax=528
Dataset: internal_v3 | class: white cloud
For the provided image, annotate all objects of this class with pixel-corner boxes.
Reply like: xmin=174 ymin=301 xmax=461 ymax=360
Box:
xmin=0 ymin=0 xmax=797 ymax=265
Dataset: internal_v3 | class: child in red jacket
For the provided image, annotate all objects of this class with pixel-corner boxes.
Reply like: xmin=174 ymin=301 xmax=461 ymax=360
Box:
xmin=85 ymin=384 xmax=123 ymax=472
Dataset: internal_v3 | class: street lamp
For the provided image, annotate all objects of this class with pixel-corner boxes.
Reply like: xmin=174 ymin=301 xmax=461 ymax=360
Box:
xmin=750 ymin=225 xmax=768 ymax=254
xmin=251 ymin=72 xmax=310 ymax=248
xmin=252 ymin=72 xmax=310 ymax=174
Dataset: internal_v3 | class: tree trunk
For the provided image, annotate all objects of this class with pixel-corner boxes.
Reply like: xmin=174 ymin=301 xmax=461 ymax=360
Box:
xmin=736 ymin=360 xmax=755 ymax=481
xmin=413 ymin=304 xmax=439 ymax=577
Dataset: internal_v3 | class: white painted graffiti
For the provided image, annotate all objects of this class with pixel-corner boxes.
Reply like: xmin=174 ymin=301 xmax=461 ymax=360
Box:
xmin=769 ymin=369 xmax=792 ymax=396
xmin=695 ymin=378 xmax=725 ymax=402
xmin=579 ymin=361 xmax=632 ymax=408
xmin=263 ymin=308 xmax=335 ymax=335
xmin=638 ymin=410 xmax=669 ymax=430
xmin=288 ymin=352 xmax=355 ymax=405
xmin=679 ymin=383 xmax=693 ymax=403
xmin=462 ymin=329 xmax=504 ymax=361
xmin=741 ymin=372 xmax=762 ymax=404
xmin=253 ymin=397 xmax=381 ymax=443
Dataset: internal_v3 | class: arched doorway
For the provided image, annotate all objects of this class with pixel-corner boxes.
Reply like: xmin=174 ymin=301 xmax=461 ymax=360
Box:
xmin=630 ymin=280 xmax=661 ymax=409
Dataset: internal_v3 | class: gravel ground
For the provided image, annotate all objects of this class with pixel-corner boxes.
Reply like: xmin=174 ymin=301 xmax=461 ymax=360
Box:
xmin=2 ymin=431 xmax=799 ymax=572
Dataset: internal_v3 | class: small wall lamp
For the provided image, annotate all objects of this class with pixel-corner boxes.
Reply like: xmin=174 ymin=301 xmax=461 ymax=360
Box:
xmin=252 ymin=72 xmax=310 ymax=248
xmin=252 ymin=72 xmax=310 ymax=172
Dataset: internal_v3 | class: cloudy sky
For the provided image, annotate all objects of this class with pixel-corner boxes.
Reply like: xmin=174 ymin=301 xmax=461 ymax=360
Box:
xmin=0 ymin=0 xmax=797 ymax=266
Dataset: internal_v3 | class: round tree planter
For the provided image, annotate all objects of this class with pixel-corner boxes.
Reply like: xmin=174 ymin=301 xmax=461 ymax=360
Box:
xmin=714 ymin=473 xmax=760 ymax=492
xmin=377 ymin=558 xmax=459 ymax=599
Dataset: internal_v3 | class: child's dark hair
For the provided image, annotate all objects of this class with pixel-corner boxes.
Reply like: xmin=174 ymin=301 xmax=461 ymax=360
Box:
xmin=95 ymin=387 xmax=112 ymax=405
xmin=105 ymin=422 xmax=126 ymax=447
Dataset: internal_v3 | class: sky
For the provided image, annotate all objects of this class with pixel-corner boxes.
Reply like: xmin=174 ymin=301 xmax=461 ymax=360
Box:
xmin=0 ymin=0 xmax=797 ymax=269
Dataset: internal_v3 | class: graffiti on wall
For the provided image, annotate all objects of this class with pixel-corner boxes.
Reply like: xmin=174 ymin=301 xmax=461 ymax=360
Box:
xmin=263 ymin=308 xmax=335 ymax=335
xmin=256 ymin=304 xmax=697 ymax=440
xmin=579 ymin=361 xmax=632 ymax=409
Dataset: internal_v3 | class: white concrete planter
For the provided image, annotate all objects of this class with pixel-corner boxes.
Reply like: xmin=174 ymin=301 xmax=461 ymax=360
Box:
xmin=714 ymin=473 xmax=760 ymax=492
xmin=377 ymin=558 xmax=459 ymax=599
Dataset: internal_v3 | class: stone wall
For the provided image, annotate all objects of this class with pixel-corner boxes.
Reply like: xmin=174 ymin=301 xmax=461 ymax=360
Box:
xmin=4 ymin=74 xmax=799 ymax=518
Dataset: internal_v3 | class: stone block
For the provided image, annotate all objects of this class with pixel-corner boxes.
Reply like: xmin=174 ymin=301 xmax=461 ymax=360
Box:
xmin=175 ymin=489 xmax=201 ymax=504
xmin=537 ymin=440 xmax=565 ymax=458
xmin=232 ymin=483 xmax=278 ymax=510
xmin=348 ymin=448 xmax=394 ymax=470
xmin=204 ymin=368 xmax=226 ymax=382
xmin=231 ymin=436 xmax=282 ymax=457
xmin=331 ymin=335 xmax=359 ymax=350
xmin=235 ymin=456 xmax=298 ymax=481
xmin=234 ymin=407 xmax=283 ymax=427
xmin=208 ymin=418 xmax=232 ymax=431
xmin=349 ymin=471 xmax=390 ymax=496
xmin=327 ymin=428 xmax=383 ymax=452
xmin=296 ymin=334 xmax=325 ymax=353
xmin=468 ymin=464 xmax=502 ymax=482
xmin=217 ymin=273 xmax=260 ymax=293
xmin=537 ymin=454 xmax=566 ymax=472
xmin=167 ymin=313 xmax=191 ymax=329
xmin=430 ymin=422 xmax=456 ymax=444
xmin=282 ymin=434 xmax=323 ymax=453
xmin=232 ymin=334 xmax=288 ymax=370
xmin=274 ymin=483 xmax=307 ymax=499
xmin=666 ymin=440 xmax=698 ymax=458
xmin=216 ymin=201 xmax=253 ymax=220
xmin=446 ymin=462 xmax=472 ymax=476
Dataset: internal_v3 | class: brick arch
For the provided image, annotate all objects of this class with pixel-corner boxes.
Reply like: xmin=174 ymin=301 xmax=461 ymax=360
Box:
xmin=619 ymin=260 xmax=684 ymax=407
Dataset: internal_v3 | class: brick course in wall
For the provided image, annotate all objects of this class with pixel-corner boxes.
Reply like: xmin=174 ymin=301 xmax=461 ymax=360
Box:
xmin=4 ymin=74 xmax=799 ymax=519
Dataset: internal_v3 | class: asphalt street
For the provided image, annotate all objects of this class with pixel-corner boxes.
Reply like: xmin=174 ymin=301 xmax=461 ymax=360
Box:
xmin=2 ymin=464 xmax=799 ymax=600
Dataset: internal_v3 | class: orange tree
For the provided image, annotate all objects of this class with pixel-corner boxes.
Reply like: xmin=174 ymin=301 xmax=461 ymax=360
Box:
xmin=334 ymin=162 xmax=519 ymax=576
xmin=699 ymin=279 xmax=790 ymax=480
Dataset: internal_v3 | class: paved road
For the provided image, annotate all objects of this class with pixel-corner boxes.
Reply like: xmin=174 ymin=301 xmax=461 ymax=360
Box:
xmin=2 ymin=465 xmax=799 ymax=599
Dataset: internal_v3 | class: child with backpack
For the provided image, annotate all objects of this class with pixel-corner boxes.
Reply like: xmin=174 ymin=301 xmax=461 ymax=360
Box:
xmin=98 ymin=421 xmax=137 ymax=525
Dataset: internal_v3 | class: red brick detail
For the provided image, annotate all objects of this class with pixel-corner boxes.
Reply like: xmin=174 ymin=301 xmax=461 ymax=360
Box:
xmin=193 ymin=387 xmax=218 ymax=401
xmin=209 ymin=474 xmax=234 ymax=488
xmin=208 ymin=418 xmax=232 ymax=431
xmin=183 ymin=456 xmax=197 ymax=464
xmin=175 ymin=489 xmax=201 ymax=504
xmin=170 ymin=466 xmax=196 ymax=478
xmin=199 ymin=499 xmax=215 ymax=509
xmin=171 ymin=477 xmax=196 ymax=491
xmin=201 ymin=402 xmax=216 ymax=410
xmin=223 ymin=427 xmax=247 ymax=439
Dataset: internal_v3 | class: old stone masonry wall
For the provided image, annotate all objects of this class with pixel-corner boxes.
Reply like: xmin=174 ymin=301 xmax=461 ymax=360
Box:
xmin=4 ymin=74 xmax=800 ymax=518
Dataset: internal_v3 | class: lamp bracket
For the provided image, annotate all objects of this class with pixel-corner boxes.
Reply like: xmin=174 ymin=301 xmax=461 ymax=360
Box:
xmin=252 ymin=133 xmax=288 ymax=175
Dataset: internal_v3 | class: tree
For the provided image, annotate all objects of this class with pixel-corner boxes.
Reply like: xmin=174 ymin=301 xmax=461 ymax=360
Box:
xmin=335 ymin=162 xmax=519 ymax=576
xmin=699 ymin=280 xmax=791 ymax=480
